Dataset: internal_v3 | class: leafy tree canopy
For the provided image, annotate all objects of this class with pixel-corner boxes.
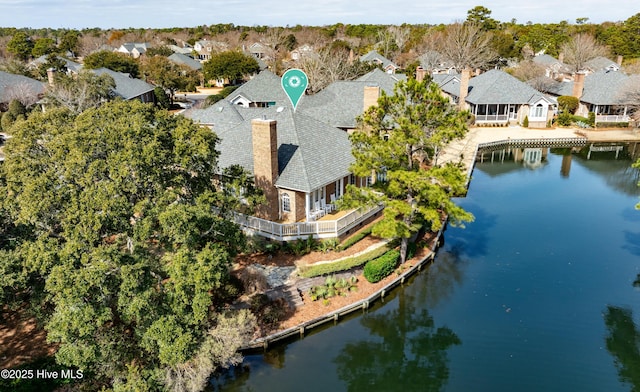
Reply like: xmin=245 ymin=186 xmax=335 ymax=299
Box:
xmin=0 ymin=100 xmax=256 ymax=389
xmin=342 ymin=79 xmax=474 ymax=262
xmin=83 ymin=50 xmax=140 ymax=78
xmin=202 ymin=51 xmax=260 ymax=85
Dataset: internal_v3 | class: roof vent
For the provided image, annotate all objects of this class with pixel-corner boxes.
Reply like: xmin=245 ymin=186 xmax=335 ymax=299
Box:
xmin=276 ymin=106 xmax=284 ymax=112
xmin=261 ymin=114 xmax=267 ymax=120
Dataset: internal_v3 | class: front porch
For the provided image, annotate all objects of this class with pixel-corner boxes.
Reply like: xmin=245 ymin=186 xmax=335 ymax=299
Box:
xmin=231 ymin=204 xmax=383 ymax=241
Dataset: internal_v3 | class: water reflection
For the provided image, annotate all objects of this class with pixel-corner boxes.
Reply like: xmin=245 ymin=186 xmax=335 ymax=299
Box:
xmin=334 ymin=281 xmax=461 ymax=391
xmin=604 ymin=306 xmax=640 ymax=391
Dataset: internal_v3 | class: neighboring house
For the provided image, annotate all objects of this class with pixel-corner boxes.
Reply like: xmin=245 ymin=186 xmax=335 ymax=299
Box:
xmin=360 ymin=50 xmax=399 ymax=74
xmin=290 ymin=44 xmax=314 ymax=61
xmin=91 ymin=68 xmax=156 ymax=103
xmin=227 ymin=70 xmax=289 ymax=108
xmin=532 ymin=54 xmax=571 ymax=80
xmin=168 ymin=44 xmax=194 ymax=56
xmin=29 ymin=55 xmax=84 ymax=75
xmin=248 ymin=42 xmax=269 ymax=60
xmin=543 ymin=70 xmax=640 ymax=125
xmin=418 ymin=51 xmax=456 ymax=75
xmin=116 ymin=43 xmax=151 ymax=58
xmin=0 ymin=71 xmax=45 ymax=110
xmin=193 ymin=39 xmax=228 ymax=61
xmin=583 ymin=56 xmax=622 ymax=74
xmin=168 ymin=53 xmax=202 ymax=71
xmin=437 ymin=69 xmax=555 ymax=128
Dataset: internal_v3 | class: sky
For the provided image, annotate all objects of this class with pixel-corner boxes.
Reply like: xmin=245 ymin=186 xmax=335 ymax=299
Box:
xmin=0 ymin=0 xmax=638 ymax=29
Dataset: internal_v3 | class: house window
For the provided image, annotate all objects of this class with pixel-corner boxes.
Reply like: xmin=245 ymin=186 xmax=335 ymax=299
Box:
xmin=532 ymin=103 xmax=545 ymax=118
xmin=282 ymin=193 xmax=291 ymax=213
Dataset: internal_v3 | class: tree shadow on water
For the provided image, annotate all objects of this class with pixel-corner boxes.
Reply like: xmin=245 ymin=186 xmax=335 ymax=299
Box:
xmin=333 ymin=287 xmax=461 ymax=392
xmin=604 ymin=305 xmax=640 ymax=392
xmin=443 ymin=202 xmax=497 ymax=258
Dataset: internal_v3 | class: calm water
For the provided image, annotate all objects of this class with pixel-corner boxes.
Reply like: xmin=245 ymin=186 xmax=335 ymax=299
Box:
xmin=212 ymin=145 xmax=640 ymax=392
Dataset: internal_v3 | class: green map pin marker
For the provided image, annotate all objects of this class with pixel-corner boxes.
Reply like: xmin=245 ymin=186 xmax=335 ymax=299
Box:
xmin=281 ymin=69 xmax=308 ymax=111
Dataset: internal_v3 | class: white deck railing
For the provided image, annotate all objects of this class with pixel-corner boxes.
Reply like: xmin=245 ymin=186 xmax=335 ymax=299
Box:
xmin=595 ymin=115 xmax=629 ymax=124
xmin=474 ymin=114 xmax=509 ymax=123
xmin=231 ymin=204 xmax=383 ymax=241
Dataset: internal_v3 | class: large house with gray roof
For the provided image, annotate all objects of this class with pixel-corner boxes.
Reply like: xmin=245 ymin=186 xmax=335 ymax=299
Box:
xmin=186 ymin=70 xmax=389 ymax=239
xmin=437 ymin=69 xmax=555 ymax=128
xmin=542 ymin=69 xmax=639 ymax=125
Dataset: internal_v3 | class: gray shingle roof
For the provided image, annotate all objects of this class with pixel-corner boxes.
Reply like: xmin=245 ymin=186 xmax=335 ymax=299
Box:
xmin=228 ymin=69 xmax=291 ymax=106
xmin=168 ymin=53 xmax=202 ymax=70
xmin=0 ymin=71 xmax=45 ymax=104
xmin=295 ymin=69 xmax=404 ymax=129
xmin=584 ymin=56 xmax=620 ymax=72
xmin=91 ymin=68 xmax=155 ymax=100
xmin=206 ymin=106 xmax=353 ymax=192
xmin=360 ymin=50 xmax=398 ymax=70
xmin=580 ymin=70 xmax=633 ymax=104
xmin=298 ymin=80 xmax=368 ymax=128
xmin=356 ymin=68 xmax=406 ymax=92
xmin=30 ymin=55 xmax=84 ymax=73
xmin=465 ymin=69 xmax=549 ymax=105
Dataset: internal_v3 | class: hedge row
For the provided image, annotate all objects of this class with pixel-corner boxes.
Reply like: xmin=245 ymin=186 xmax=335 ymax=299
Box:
xmin=363 ymin=249 xmax=400 ymax=283
xmin=299 ymin=244 xmax=389 ymax=278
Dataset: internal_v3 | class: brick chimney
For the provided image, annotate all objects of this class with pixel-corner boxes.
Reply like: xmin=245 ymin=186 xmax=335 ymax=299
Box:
xmin=416 ymin=66 xmax=427 ymax=82
xmin=364 ymin=85 xmax=380 ymax=111
xmin=46 ymin=68 xmax=56 ymax=86
xmin=251 ymin=118 xmax=279 ymax=221
xmin=616 ymin=55 xmax=623 ymax=66
xmin=558 ymin=52 xmax=565 ymax=63
xmin=459 ymin=68 xmax=472 ymax=110
xmin=572 ymin=73 xmax=585 ymax=99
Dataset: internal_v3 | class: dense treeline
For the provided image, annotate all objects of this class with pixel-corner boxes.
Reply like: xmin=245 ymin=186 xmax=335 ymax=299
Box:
xmin=1 ymin=9 xmax=640 ymax=61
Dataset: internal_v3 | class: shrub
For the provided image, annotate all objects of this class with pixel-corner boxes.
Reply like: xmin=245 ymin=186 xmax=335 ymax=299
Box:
xmin=557 ymin=96 xmax=579 ymax=114
xmin=308 ymin=275 xmax=358 ymax=301
xmin=318 ymin=238 xmax=339 ymax=252
xmin=363 ymin=249 xmax=400 ymax=283
xmin=556 ymin=112 xmax=573 ymax=126
xmin=522 ymin=116 xmax=529 ymax=128
xmin=588 ymin=112 xmax=596 ymax=126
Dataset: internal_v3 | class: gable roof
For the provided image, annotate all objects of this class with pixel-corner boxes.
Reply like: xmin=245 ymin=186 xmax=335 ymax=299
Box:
xmin=29 ymin=55 xmax=84 ymax=73
xmin=357 ymin=68 xmax=406 ymax=91
xmin=584 ymin=56 xmax=620 ymax=72
xmin=168 ymin=53 xmax=202 ymax=70
xmin=91 ymin=68 xmax=155 ymax=100
xmin=464 ymin=69 xmax=550 ymax=105
xmin=0 ymin=71 xmax=45 ymax=104
xmin=360 ymin=50 xmax=398 ymax=71
xmin=192 ymin=105 xmax=353 ymax=192
xmin=228 ymin=69 xmax=291 ymax=106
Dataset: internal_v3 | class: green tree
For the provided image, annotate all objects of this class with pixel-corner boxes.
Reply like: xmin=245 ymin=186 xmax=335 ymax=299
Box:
xmin=58 ymin=29 xmax=81 ymax=57
xmin=0 ymin=100 xmax=255 ymax=389
xmin=83 ymin=50 xmax=140 ymax=78
xmin=7 ymin=31 xmax=34 ymax=61
xmin=343 ymin=79 xmax=474 ymax=263
xmin=202 ymin=51 xmax=259 ymax=85
xmin=141 ymin=55 xmax=199 ymax=104
xmin=31 ymin=37 xmax=56 ymax=57
xmin=466 ymin=6 xmax=499 ymax=31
